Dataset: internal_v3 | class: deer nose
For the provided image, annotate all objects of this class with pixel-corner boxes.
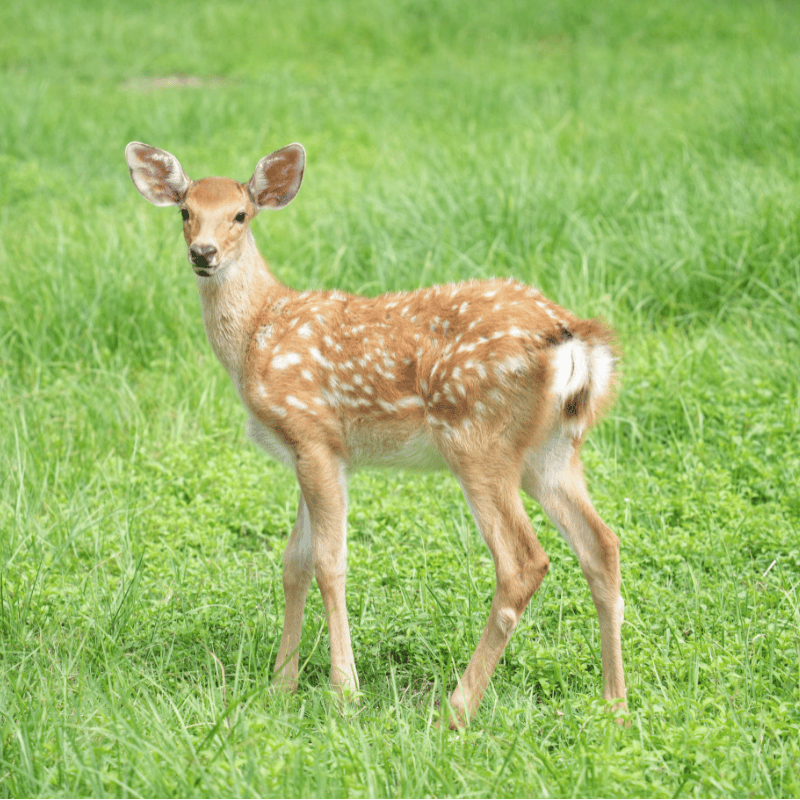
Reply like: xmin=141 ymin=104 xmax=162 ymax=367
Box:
xmin=190 ymin=244 xmax=218 ymax=270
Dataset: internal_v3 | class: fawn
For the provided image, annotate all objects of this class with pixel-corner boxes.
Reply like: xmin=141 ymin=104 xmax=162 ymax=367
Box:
xmin=125 ymin=141 xmax=627 ymax=725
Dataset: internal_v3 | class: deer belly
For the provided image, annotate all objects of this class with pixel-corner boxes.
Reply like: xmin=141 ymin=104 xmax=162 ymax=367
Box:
xmin=346 ymin=424 xmax=448 ymax=472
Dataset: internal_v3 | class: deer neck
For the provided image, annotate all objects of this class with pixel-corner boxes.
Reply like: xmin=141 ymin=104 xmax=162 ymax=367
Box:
xmin=195 ymin=230 xmax=284 ymax=393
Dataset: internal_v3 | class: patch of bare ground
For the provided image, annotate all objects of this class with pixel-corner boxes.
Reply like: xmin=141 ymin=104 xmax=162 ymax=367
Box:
xmin=121 ymin=74 xmax=233 ymax=92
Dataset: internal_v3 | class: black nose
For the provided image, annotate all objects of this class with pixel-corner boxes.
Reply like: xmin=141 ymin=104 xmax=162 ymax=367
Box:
xmin=190 ymin=244 xmax=217 ymax=269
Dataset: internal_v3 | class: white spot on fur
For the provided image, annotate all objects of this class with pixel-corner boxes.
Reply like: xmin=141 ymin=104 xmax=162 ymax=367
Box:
xmin=271 ymin=352 xmax=302 ymax=370
xmin=256 ymin=324 xmax=274 ymax=348
xmin=310 ymin=348 xmax=333 ymax=369
xmin=488 ymin=387 xmax=504 ymax=404
xmin=271 ymin=296 xmax=289 ymax=314
xmin=320 ymin=388 xmax=339 ymax=407
xmin=536 ymin=300 xmax=559 ymax=321
xmin=498 ymin=354 xmax=527 ymax=375
xmin=396 ymin=395 xmax=425 ymax=409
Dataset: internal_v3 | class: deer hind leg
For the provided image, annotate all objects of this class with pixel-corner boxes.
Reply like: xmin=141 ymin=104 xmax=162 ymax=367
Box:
xmin=273 ymin=493 xmax=314 ymax=692
xmin=447 ymin=467 xmax=550 ymax=727
xmin=294 ymin=447 xmax=359 ymax=695
xmin=521 ymin=437 xmax=627 ymax=710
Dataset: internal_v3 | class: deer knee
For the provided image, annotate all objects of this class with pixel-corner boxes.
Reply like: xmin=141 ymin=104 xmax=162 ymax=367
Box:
xmin=500 ymin=549 xmax=550 ymax=618
xmin=313 ymin=542 xmax=348 ymax=590
xmin=523 ymin=550 xmax=550 ymax=598
xmin=597 ymin=529 xmax=620 ymax=563
xmin=581 ymin=530 xmax=620 ymax=588
xmin=495 ymin=606 xmax=520 ymax=638
xmin=283 ymin=552 xmax=313 ymax=593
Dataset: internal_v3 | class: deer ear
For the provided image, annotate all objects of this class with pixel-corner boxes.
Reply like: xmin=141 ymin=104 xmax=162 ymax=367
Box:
xmin=125 ymin=142 xmax=192 ymax=207
xmin=247 ymin=143 xmax=305 ymax=211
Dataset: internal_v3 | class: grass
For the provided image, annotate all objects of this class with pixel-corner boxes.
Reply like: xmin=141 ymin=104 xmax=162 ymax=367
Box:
xmin=1 ymin=0 xmax=800 ymax=796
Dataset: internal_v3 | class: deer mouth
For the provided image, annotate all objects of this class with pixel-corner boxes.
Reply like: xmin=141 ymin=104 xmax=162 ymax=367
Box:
xmin=189 ymin=253 xmax=219 ymax=277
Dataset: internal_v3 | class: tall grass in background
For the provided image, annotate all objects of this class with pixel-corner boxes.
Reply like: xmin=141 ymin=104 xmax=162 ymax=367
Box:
xmin=1 ymin=0 xmax=799 ymax=796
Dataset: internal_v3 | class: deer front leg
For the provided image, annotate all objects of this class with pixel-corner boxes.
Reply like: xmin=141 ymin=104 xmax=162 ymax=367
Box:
xmin=273 ymin=493 xmax=314 ymax=692
xmin=295 ymin=449 xmax=359 ymax=696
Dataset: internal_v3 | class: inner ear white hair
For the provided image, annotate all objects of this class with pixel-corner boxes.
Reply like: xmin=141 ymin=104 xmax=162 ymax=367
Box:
xmin=247 ymin=143 xmax=306 ymax=211
xmin=125 ymin=142 xmax=192 ymax=207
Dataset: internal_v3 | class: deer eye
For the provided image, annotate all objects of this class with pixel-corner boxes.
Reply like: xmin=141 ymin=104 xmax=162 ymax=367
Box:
xmin=234 ymin=211 xmax=246 ymax=223
xmin=180 ymin=208 xmax=189 ymax=222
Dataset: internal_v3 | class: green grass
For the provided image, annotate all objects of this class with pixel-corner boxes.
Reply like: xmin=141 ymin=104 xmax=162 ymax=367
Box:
xmin=1 ymin=0 xmax=800 ymax=796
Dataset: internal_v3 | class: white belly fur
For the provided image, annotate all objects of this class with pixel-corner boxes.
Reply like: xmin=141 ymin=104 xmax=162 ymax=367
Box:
xmin=246 ymin=415 xmax=448 ymax=473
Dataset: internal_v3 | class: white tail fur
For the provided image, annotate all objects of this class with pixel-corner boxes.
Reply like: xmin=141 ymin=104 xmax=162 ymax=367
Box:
xmin=125 ymin=141 xmax=627 ymax=726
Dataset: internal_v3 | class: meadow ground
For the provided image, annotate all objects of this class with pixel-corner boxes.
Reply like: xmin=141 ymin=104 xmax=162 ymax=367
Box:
xmin=1 ymin=0 xmax=799 ymax=796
